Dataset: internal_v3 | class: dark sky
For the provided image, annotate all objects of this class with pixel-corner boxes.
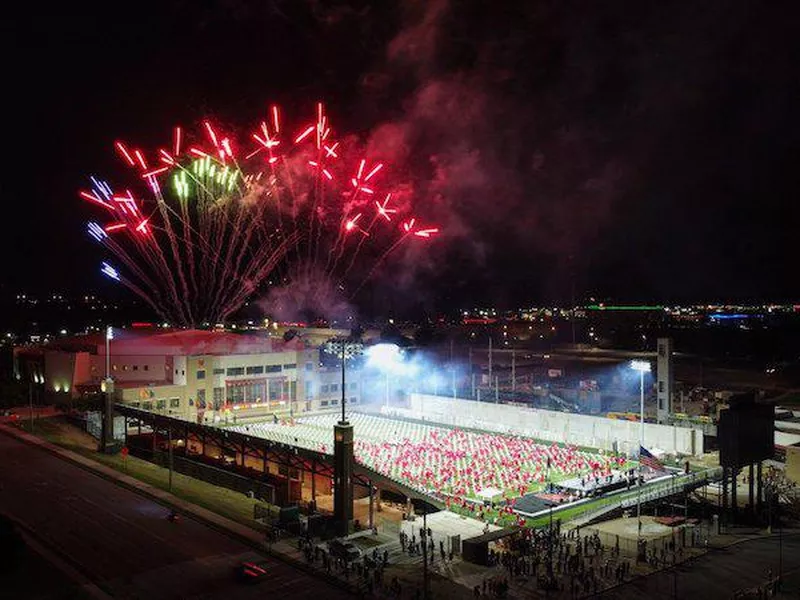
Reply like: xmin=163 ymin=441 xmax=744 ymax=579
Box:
xmin=3 ymin=1 xmax=799 ymax=314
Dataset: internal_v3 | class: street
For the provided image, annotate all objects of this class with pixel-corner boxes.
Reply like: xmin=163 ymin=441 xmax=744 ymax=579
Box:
xmin=600 ymin=534 xmax=800 ymax=599
xmin=0 ymin=432 xmax=351 ymax=599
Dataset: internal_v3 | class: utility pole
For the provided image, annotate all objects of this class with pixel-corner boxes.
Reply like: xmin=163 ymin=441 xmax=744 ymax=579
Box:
xmin=570 ymin=273 xmax=577 ymax=346
xmin=28 ymin=379 xmax=34 ymax=433
xmin=488 ymin=336 xmax=492 ymax=384
xmin=168 ymin=426 xmax=174 ymax=493
xmin=422 ymin=509 xmax=429 ymax=599
xmin=511 ymin=351 xmax=516 ymax=395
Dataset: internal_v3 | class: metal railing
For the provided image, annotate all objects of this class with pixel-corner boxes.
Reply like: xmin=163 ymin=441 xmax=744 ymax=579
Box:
xmin=567 ymin=468 xmax=724 ymax=526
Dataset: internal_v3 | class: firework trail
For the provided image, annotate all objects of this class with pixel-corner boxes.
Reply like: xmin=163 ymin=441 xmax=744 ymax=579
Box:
xmin=80 ymin=103 xmax=440 ymax=325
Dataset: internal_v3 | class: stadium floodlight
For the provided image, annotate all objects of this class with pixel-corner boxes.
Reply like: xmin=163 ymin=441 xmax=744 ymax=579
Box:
xmin=105 ymin=326 xmax=114 ymax=380
xmin=629 ymin=360 xmax=650 ymax=445
xmin=323 ymin=337 xmax=364 ymax=424
xmin=365 ymin=343 xmax=404 ymax=410
xmin=629 ymin=359 xmax=651 ymax=539
xmin=365 ymin=343 xmax=403 ymax=373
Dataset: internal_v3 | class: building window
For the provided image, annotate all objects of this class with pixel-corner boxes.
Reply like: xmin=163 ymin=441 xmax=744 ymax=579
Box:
xmin=350 ymin=397 xmax=357 ymax=404
xmin=658 ymin=344 xmax=665 ymax=357
xmin=133 ymin=365 xmax=139 ymax=371
xmin=330 ymin=384 xmax=339 ymax=393
xmin=142 ymin=401 xmax=153 ymax=411
xmin=169 ymin=398 xmax=180 ymax=408
xmin=268 ymin=379 xmax=282 ymax=401
xmin=265 ymin=365 xmax=281 ymax=373
xmin=213 ymin=368 xmax=224 ymax=375
xmin=156 ymin=399 xmax=166 ymax=411
xmin=246 ymin=366 xmax=264 ymax=375
xmin=197 ymin=370 xmax=206 ymax=380
xmin=331 ymin=399 xmax=338 ymax=406
xmin=212 ymin=387 xmax=224 ymax=410
xmin=283 ymin=363 xmax=297 ymax=370
xmin=228 ymin=386 xmax=245 ymax=404
xmin=226 ymin=367 xmax=245 ymax=376
xmin=143 ymin=365 xmax=149 ymax=371
xmin=181 ymin=370 xmax=185 ymax=376
xmin=658 ymin=381 xmax=664 ymax=393
xmin=305 ymin=362 xmax=313 ymax=372
xmin=321 ymin=384 xmax=329 ymax=394
xmin=349 ymin=382 xmax=357 ymax=390
xmin=321 ymin=400 xmax=329 ymax=407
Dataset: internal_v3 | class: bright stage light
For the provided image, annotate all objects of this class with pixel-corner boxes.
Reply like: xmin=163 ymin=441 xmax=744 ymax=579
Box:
xmin=365 ymin=343 xmax=403 ymax=374
xmin=630 ymin=360 xmax=651 ymax=373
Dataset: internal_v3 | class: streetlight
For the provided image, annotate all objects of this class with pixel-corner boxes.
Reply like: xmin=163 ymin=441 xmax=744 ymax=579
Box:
xmin=630 ymin=359 xmax=651 ymax=556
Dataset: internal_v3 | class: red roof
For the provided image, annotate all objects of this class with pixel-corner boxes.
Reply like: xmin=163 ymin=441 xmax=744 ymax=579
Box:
xmin=35 ymin=329 xmax=303 ymax=357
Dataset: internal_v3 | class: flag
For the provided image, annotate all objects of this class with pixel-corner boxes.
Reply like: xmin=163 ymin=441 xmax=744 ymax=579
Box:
xmin=639 ymin=446 xmax=666 ymax=472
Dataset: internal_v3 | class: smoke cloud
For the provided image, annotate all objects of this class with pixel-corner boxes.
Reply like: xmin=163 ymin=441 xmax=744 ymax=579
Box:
xmin=257 ymin=263 xmax=356 ymax=324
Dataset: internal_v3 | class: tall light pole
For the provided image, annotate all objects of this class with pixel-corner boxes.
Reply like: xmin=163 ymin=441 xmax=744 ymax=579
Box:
xmin=630 ymin=359 xmax=651 ymax=552
xmin=324 ymin=337 xmax=363 ymax=536
xmin=101 ymin=326 xmax=116 ymax=453
xmin=631 ymin=360 xmax=651 ymax=447
xmin=28 ymin=375 xmax=34 ymax=433
xmin=488 ymin=335 xmax=492 ymax=385
xmin=105 ymin=325 xmax=113 ymax=380
xmin=511 ymin=350 xmax=516 ymax=395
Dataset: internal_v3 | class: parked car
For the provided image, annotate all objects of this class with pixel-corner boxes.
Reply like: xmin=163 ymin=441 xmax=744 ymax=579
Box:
xmin=328 ymin=539 xmax=361 ymax=562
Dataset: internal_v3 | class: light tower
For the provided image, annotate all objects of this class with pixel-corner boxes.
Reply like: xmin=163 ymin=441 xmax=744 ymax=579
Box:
xmin=656 ymin=338 xmax=673 ymax=423
xmin=100 ymin=325 xmax=117 ymax=454
xmin=323 ymin=336 xmax=363 ymax=536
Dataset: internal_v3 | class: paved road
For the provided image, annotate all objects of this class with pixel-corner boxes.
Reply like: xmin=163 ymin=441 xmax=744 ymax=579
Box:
xmin=600 ymin=534 xmax=800 ymax=599
xmin=0 ymin=432 xmax=352 ymax=600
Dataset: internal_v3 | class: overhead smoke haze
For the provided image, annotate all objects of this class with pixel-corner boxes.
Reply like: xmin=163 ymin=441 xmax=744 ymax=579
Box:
xmin=257 ymin=264 xmax=356 ymax=324
xmin=348 ymin=0 xmax=639 ymax=311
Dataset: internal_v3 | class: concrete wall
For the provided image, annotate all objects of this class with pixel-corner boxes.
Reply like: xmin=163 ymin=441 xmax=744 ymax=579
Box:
xmin=91 ymin=354 xmax=172 ymax=384
xmin=786 ymin=446 xmax=800 ymax=485
xmin=43 ymin=351 xmax=77 ymax=395
xmin=394 ymin=394 xmax=702 ymax=457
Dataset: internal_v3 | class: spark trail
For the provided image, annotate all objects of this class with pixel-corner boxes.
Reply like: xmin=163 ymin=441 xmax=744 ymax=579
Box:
xmin=80 ymin=104 xmax=440 ymax=325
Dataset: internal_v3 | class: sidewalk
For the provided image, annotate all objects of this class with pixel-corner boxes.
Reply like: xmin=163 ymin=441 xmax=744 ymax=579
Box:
xmin=0 ymin=422 xmax=365 ymax=597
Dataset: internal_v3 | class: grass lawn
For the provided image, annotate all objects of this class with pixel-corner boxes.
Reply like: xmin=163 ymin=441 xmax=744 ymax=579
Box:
xmin=16 ymin=417 xmax=268 ymax=530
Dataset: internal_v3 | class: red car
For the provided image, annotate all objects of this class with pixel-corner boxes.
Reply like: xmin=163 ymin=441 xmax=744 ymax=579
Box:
xmin=234 ymin=560 xmax=269 ymax=584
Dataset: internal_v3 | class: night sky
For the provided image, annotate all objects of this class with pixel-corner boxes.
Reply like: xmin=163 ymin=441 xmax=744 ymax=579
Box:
xmin=3 ymin=1 xmax=798 ymax=315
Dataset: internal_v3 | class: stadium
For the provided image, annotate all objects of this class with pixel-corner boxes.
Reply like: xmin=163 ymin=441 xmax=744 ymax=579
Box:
xmin=227 ymin=410 xmax=636 ymax=525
